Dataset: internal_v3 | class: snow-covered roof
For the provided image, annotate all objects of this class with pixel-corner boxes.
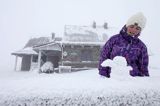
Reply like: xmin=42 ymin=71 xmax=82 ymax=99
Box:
xmin=12 ymin=47 xmax=38 ymax=56
xmin=12 ymin=25 xmax=117 ymax=56
xmin=63 ymin=25 xmax=117 ymax=43
xmin=61 ymin=41 xmax=105 ymax=46
xmin=33 ymin=42 xmax=62 ymax=51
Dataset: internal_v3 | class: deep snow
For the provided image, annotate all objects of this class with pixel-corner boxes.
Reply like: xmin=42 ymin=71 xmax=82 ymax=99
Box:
xmin=0 ymin=55 xmax=160 ymax=105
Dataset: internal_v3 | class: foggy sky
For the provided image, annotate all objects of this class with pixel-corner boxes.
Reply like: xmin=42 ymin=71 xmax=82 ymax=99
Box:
xmin=0 ymin=0 xmax=160 ymax=71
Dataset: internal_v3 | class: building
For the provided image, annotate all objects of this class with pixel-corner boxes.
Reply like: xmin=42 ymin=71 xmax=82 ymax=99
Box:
xmin=12 ymin=23 xmax=116 ymax=72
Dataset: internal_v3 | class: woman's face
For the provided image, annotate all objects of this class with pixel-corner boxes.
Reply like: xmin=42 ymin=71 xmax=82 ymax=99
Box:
xmin=126 ymin=24 xmax=141 ymax=36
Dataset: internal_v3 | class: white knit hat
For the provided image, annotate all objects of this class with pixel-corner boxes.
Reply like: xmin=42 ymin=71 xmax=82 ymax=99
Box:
xmin=126 ymin=12 xmax=147 ymax=30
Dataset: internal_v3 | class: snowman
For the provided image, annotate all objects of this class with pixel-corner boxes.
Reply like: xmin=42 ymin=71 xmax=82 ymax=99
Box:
xmin=101 ymin=56 xmax=132 ymax=78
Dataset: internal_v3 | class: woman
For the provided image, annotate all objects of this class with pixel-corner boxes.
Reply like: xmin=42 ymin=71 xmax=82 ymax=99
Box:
xmin=98 ymin=12 xmax=149 ymax=78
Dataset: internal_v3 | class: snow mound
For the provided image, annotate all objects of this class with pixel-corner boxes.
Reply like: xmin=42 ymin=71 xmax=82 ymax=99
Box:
xmin=101 ymin=56 xmax=132 ymax=78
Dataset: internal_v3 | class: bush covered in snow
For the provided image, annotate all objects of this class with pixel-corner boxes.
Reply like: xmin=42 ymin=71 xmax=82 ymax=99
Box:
xmin=40 ymin=61 xmax=54 ymax=73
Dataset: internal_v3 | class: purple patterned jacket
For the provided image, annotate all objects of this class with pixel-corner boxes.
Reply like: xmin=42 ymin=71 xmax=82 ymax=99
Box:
xmin=98 ymin=26 xmax=149 ymax=78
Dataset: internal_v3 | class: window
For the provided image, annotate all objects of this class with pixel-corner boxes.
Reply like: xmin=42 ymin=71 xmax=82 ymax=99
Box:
xmin=32 ymin=56 xmax=38 ymax=62
xmin=81 ymin=50 xmax=93 ymax=61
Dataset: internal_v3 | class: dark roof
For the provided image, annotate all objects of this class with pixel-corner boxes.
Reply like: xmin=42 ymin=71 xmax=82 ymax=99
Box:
xmin=24 ymin=37 xmax=50 ymax=48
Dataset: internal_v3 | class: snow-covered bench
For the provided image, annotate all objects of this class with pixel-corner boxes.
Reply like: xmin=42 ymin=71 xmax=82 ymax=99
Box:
xmin=59 ymin=66 xmax=72 ymax=73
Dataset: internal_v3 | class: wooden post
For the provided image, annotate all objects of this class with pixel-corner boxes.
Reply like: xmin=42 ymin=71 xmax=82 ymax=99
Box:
xmin=14 ymin=56 xmax=18 ymax=71
xmin=30 ymin=55 xmax=33 ymax=71
xmin=59 ymin=42 xmax=63 ymax=73
xmin=38 ymin=50 xmax=42 ymax=72
xmin=61 ymin=44 xmax=63 ymax=66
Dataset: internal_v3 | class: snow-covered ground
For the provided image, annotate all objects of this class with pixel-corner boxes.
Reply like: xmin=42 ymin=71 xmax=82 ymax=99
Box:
xmin=0 ymin=55 xmax=160 ymax=106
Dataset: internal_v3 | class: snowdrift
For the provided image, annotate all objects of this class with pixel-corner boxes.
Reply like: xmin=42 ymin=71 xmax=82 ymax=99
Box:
xmin=1 ymin=55 xmax=160 ymax=105
xmin=0 ymin=66 xmax=160 ymax=105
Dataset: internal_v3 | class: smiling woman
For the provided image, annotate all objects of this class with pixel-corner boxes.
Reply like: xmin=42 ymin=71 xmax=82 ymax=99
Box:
xmin=98 ymin=12 xmax=149 ymax=78
xmin=126 ymin=24 xmax=141 ymax=36
xmin=126 ymin=12 xmax=146 ymax=37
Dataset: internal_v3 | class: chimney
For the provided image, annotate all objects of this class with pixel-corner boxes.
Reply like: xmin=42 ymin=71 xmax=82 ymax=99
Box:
xmin=92 ymin=21 xmax=96 ymax=28
xmin=103 ymin=22 xmax=108 ymax=29
xmin=52 ymin=32 xmax=55 ymax=40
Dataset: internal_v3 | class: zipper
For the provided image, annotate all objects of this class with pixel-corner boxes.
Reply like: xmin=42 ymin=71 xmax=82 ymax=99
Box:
xmin=126 ymin=39 xmax=132 ymax=51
